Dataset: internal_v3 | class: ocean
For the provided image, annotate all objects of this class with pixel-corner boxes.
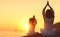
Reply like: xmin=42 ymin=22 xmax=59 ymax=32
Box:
xmin=0 ymin=31 xmax=25 ymax=37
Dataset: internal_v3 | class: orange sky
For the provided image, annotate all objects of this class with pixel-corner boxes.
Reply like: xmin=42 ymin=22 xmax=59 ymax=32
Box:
xmin=0 ymin=0 xmax=60 ymax=35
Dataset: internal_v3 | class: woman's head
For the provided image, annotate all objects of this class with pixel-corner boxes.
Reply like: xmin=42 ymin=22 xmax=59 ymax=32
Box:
xmin=45 ymin=9 xmax=54 ymax=18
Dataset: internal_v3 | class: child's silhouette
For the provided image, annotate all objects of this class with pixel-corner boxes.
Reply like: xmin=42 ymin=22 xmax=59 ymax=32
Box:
xmin=27 ymin=15 xmax=37 ymax=35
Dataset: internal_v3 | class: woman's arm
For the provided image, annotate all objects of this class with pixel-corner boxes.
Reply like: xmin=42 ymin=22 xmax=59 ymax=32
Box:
xmin=42 ymin=4 xmax=47 ymax=17
xmin=48 ymin=1 xmax=54 ymax=14
xmin=49 ymin=5 xmax=54 ymax=13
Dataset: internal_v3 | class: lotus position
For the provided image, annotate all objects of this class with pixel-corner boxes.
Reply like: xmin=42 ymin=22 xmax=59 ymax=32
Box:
xmin=27 ymin=15 xmax=37 ymax=35
xmin=41 ymin=1 xmax=55 ymax=36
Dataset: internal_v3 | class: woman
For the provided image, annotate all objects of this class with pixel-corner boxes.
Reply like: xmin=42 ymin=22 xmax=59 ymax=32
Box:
xmin=42 ymin=1 xmax=55 ymax=30
xmin=41 ymin=1 xmax=55 ymax=36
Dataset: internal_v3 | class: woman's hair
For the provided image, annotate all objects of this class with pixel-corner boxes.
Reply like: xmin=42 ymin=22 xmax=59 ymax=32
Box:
xmin=45 ymin=9 xmax=54 ymax=18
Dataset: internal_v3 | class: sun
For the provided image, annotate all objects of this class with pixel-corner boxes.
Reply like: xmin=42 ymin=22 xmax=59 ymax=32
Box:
xmin=23 ymin=22 xmax=29 ymax=33
xmin=19 ymin=18 xmax=30 ymax=33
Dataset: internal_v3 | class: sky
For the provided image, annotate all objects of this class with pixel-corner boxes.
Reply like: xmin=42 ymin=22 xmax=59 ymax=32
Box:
xmin=0 ymin=0 xmax=60 ymax=36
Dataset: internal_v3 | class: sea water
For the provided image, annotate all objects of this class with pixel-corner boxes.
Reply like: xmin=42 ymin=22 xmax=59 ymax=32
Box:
xmin=0 ymin=31 xmax=25 ymax=37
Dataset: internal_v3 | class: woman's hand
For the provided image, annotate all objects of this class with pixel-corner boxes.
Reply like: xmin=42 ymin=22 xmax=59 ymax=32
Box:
xmin=47 ymin=1 xmax=49 ymax=6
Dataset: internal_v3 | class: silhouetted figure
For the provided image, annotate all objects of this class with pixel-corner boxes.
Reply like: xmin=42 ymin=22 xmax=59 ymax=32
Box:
xmin=41 ymin=1 xmax=55 ymax=36
xmin=43 ymin=1 xmax=54 ymax=30
xmin=27 ymin=15 xmax=37 ymax=35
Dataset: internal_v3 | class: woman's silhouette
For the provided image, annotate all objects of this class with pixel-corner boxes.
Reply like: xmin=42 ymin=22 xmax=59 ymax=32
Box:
xmin=42 ymin=1 xmax=55 ymax=30
xmin=41 ymin=1 xmax=55 ymax=36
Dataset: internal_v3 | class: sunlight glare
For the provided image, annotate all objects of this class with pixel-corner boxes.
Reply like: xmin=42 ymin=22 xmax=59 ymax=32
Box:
xmin=23 ymin=22 xmax=29 ymax=33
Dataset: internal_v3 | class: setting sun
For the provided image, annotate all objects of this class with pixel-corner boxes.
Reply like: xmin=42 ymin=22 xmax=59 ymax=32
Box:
xmin=0 ymin=0 xmax=60 ymax=37
xmin=23 ymin=22 xmax=29 ymax=32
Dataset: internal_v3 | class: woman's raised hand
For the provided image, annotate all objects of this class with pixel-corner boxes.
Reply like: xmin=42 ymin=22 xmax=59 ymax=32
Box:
xmin=47 ymin=1 xmax=49 ymax=6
